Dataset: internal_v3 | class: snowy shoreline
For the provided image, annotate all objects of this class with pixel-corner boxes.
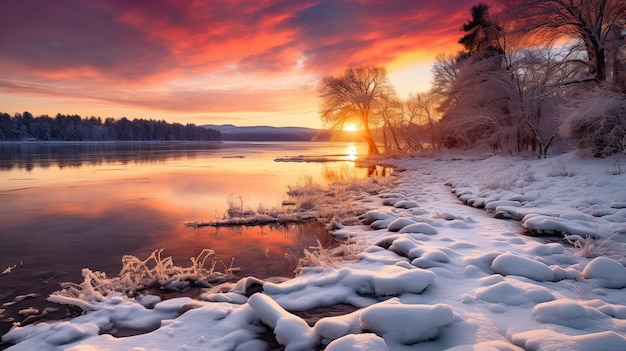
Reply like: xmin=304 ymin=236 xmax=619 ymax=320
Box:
xmin=3 ymin=152 xmax=626 ymax=350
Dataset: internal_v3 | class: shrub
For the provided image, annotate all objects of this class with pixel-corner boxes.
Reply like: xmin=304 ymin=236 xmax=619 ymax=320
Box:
xmin=560 ymin=85 xmax=626 ymax=157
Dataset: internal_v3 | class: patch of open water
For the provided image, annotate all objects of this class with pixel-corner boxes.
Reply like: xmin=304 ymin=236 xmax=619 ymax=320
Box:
xmin=0 ymin=141 xmax=384 ymax=338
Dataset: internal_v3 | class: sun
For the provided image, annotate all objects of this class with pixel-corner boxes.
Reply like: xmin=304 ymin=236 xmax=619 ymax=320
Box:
xmin=343 ymin=123 xmax=358 ymax=132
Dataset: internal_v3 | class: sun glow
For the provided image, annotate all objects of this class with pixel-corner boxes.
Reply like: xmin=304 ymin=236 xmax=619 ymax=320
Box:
xmin=343 ymin=123 xmax=358 ymax=132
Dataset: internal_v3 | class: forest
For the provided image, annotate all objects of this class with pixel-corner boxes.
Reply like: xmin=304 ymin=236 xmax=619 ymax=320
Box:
xmin=319 ymin=0 xmax=626 ymax=158
xmin=0 ymin=112 xmax=221 ymax=142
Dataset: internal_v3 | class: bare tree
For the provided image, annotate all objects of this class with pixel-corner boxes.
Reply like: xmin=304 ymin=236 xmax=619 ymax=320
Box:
xmin=506 ymin=42 xmax=586 ymax=157
xmin=401 ymin=92 xmax=441 ymax=151
xmin=503 ymin=0 xmax=626 ymax=85
xmin=373 ymin=93 xmax=403 ymax=153
xmin=318 ymin=66 xmax=396 ymax=155
xmin=431 ymin=53 xmax=462 ymax=100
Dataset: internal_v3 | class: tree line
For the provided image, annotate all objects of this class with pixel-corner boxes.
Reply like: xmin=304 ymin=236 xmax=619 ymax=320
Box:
xmin=0 ymin=112 xmax=221 ymax=142
xmin=319 ymin=0 xmax=626 ymax=158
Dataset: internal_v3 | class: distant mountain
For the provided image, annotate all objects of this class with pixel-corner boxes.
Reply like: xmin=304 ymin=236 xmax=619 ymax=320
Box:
xmin=202 ymin=124 xmax=324 ymax=141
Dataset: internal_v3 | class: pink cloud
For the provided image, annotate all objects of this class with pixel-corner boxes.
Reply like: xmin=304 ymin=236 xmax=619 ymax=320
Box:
xmin=0 ymin=0 xmax=478 ymax=123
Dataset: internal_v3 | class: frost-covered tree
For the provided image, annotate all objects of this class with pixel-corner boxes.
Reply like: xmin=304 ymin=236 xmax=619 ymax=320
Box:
xmin=503 ymin=0 xmax=626 ymax=85
xmin=431 ymin=53 xmax=463 ymax=110
xmin=504 ymin=42 xmax=588 ymax=157
xmin=434 ymin=3 xmax=517 ymax=153
xmin=437 ymin=55 xmax=519 ymax=153
xmin=560 ymin=84 xmax=626 ymax=156
xmin=319 ymin=66 xmax=396 ymax=155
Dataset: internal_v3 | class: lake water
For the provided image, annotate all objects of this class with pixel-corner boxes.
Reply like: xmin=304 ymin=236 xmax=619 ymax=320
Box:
xmin=0 ymin=141 xmax=375 ymax=336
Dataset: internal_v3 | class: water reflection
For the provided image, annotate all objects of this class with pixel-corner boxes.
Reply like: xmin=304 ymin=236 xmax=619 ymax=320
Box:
xmin=0 ymin=142 xmax=222 ymax=172
xmin=182 ymin=222 xmax=334 ymax=279
xmin=346 ymin=144 xmax=358 ymax=162
xmin=0 ymin=141 xmax=377 ymax=337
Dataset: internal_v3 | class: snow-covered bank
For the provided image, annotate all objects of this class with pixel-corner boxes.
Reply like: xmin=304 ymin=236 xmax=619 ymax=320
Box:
xmin=3 ymin=152 xmax=626 ymax=350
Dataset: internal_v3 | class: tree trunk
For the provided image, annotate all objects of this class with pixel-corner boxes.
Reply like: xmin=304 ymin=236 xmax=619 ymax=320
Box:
xmin=587 ymin=41 xmax=606 ymax=82
xmin=363 ymin=127 xmax=380 ymax=155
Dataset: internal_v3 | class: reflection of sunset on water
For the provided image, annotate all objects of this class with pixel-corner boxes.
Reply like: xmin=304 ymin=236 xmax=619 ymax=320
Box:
xmin=0 ymin=142 xmax=369 ymax=282
xmin=159 ymin=222 xmax=332 ymax=279
xmin=346 ymin=143 xmax=358 ymax=163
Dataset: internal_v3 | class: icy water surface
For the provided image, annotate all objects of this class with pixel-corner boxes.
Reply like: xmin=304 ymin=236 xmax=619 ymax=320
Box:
xmin=0 ymin=141 xmax=375 ymax=335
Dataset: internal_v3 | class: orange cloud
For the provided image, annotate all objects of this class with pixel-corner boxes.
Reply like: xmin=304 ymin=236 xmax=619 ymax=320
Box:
xmin=0 ymin=0 xmax=478 ymax=127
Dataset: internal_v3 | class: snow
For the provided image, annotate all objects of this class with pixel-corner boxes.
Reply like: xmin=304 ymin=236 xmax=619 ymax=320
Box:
xmin=359 ymin=302 xmax=455 ymax=345
xmin=326 ymin=334 xmax=387 ymax=351
xmin=3 ymin=151 xmax=626 ymax=350
xmin=581 ymin=257 xmax=626 ymax=289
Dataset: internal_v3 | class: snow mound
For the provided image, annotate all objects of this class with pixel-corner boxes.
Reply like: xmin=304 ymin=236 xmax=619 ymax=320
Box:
xmin=532 ymin=299 xmax=611 ymax=329
xmin=445 ymin=340 xmax=524 ymax=351
xmin=359 ymin=303 xmax=454 ymax=345
xmin=398 ymin=222 xmax=438 ymax=235
xmin=473 ymin=280 xmax=555 ymax=306
xmin=393 ymin=200 xmax=419 ymax=209
xmin=325 ymin=333 xmax=387 ymax=351
xmin=262 ymin=266 xmax=435 ymax=310
xmin=387 ymin=217 xmax=416 ymax=232
xmin=581 ymin=257 xmax=626 ymax=288
xmin=522 ymin=214 xmax=601 ymax=237
xmin=412 ymin=248 xmax=451 ymax=267
xmin=512 ymin=330 xmax=626 ymax=351
xmin=248 ymin=293 xmax=315 ymax=350
xmin=491 ymin=252 xmax=555 ymax=282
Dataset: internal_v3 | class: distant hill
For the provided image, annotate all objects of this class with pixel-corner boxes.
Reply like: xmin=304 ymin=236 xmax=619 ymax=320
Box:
xmin=202 ymin=124 xmax=323 ymax=141
xmin=202 ymin=124 xmax=365 ymax=142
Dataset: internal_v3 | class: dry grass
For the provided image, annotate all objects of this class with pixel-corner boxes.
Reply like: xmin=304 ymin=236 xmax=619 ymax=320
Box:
xmin=294 ymin=239 xmax=364 ymax=275
xmin=563 ymin=233 xmax=617 ymax=258
xmin=50 ymin=249 xmax=238 ymax=309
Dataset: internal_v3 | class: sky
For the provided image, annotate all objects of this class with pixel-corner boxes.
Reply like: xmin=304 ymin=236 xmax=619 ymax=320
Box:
xmin=0 ymin=0 xmax=478 ymax=128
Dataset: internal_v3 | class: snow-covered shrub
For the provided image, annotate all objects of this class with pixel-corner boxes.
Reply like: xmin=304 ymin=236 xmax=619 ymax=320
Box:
xmin=606 ymin=161 xmax=626 ymax=175
xmin=482 ymin=174 xmax=516 ymax=191
xmin=546 ymin=160 xmax=575 ymax=177
xmin=560 ymin=85 xmax=626 ymax=157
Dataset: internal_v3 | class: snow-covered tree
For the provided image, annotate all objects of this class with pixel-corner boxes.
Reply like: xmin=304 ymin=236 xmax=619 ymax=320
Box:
xmin=434 ymin=3 xmax=516 ymax=153
xmin=506 ymin=42 xmax=588 ymax=157
xmin=437 ymin=55 xmax=519 ymax=153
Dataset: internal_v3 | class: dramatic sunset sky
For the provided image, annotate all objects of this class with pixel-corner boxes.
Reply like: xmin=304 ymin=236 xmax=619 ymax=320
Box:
xmin=0 ymin=0 xmax=478 ymax=128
